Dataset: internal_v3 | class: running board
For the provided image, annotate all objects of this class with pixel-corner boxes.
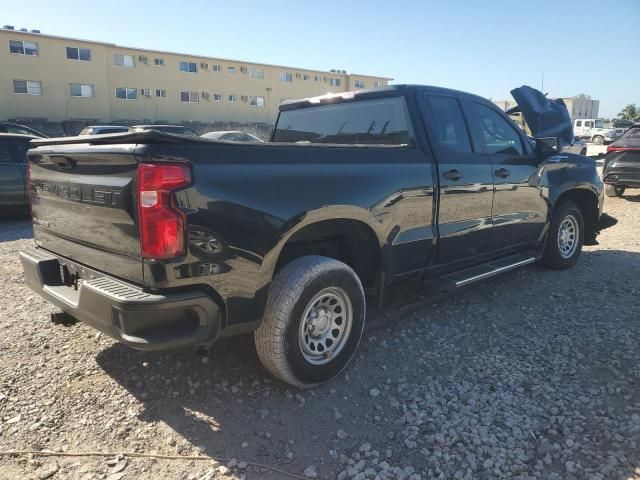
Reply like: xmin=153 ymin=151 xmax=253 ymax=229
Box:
xmin=438 ymin=254 xmax=537 ymax=289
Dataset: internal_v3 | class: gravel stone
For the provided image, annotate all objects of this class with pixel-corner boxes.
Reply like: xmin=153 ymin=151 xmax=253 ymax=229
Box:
xmin=0 ymin=198 xmax=638 ymax=478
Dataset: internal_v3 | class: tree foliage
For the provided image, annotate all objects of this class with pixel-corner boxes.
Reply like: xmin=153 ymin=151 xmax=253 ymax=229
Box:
xmin=618 ymin=104 xmax=640 ymax=122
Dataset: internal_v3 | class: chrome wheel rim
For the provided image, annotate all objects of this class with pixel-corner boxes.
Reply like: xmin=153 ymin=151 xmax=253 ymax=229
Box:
xmin=557 ymin=214 xmax=579 ymax=258
xmin=299 ymin=287 xmax=352 ymax=365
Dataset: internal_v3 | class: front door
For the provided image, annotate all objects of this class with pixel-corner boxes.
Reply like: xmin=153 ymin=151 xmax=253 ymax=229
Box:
xmin=423 ymin=94 xmax=494 ymax=266
xmin=463 ymin=101 xmax=547 ymax=251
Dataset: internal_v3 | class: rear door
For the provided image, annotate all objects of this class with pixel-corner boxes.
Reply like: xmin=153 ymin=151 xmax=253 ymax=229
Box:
xmin=463 ymin=101 xmax=547 ymax=251
xmin=0 ymin=137 xmax=26 ymax=208
xmin=423 ymin=94 xmax=494 ymax=265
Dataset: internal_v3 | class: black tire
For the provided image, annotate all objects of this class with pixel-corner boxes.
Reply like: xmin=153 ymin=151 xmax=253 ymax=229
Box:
xmin=592 ymin=135 xmax=604 ymax=145
xmin=604 ymin=184 xmax=625 ymax=197
xmin=542 ymin=201 xmax=584 ymax=270
xmin=255 ymin=256 xmax=365 ymax=388
xmin=580 ymin=148 xmax=587 ymax=156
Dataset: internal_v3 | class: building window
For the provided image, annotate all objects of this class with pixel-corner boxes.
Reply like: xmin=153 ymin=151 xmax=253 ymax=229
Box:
xmin=280 ymin=72 xmax=293 ymax=82
xmin=314 ymin=76 xmax=321 ymax=82
xmin=66 ymin=47 xmax=91 ymax=61
xmin=154 ymin=58 xmax=165 ymax=66
xmin=115 ymin=87 xmax=137 ymax=100
xmin=373 ymin=81 xmax=381 ymax=88
xmin=250 ymin=68 xmax=264 ymax=79
xmin=228 ymin=66 xmax=236 ymax=74
xmin=9 ymin=40 xmax=38 ymax=56
xmin=354 ymin=80 xmax=365 ymax=89
xmin=228 ymin=95 xmax=237 ymax=102
xmin=179 ymin=61 xmax=197 ymax=73
xmin=113 ymin=54 xmax=134 ymax=67
xmin=69 ymin=83 xmax=94 ymax=97
xmin=212 ymin=64 xmax=221 ymax=72
xmin=155 ymin=89 xmax=166 ymax=97
xmin=180 ymin=91 xmax=199 ymax=103
xmin=329 ymin=78 xmax=341 ymax=87
xmin=13 ymin=80 xmax=42 ymax=95
xmin=213 ymin=94 xmax=223 ymax=102
xmin=250 ymin=96 xmax=265 ymax=107
xmin=303 ymin=74 xmax=311 ymax=81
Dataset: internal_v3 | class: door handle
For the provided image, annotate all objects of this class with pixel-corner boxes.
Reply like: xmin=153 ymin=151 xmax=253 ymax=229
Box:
xmin=495 ymin=168 xmax=511 ymax=178
xmin=443 ymin=169 xmax=463 ymax=181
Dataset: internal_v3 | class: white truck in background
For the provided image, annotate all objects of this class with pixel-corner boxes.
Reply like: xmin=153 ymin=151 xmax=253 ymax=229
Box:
xmin=573 ymin=119 xmax=620 ymax=144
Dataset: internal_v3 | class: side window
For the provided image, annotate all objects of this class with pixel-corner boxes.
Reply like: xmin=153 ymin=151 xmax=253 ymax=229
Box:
xmin=467 ymin=102 xmax=524 ymax=155
xmin=576 ymin=120 xmax=582 ymax=127
xmin=0 ymin=139 xmax=13 ymax=163
xmin=425 ymin=95 xmax=472 ymax=153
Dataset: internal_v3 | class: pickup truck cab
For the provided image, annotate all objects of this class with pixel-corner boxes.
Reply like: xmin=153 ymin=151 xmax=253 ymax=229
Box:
xmin=20 ymin=85 xmax=604 ymax=388
xmin=573 ymin=118 xmax=619 ymax=144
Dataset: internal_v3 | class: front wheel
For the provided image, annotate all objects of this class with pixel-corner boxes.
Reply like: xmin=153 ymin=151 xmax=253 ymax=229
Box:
xmin=592 ymin=135 xmax=604 ymax=145
xmin=604 ymin=184 xmax=625 ymax=197
xmin=542 ymin=201 xmax=584 ymax=270
xmin=255 ymin=256 xmax=365 ymax=388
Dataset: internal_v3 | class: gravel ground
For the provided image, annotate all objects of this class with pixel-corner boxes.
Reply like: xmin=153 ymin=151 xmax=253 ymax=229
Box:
xmin=1 ymin=196 xmax=639 ymax=480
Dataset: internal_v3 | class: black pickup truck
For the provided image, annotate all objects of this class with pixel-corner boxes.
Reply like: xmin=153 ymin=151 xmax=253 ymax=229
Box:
xmin=20 ymin=84 xmax=604 ymax=388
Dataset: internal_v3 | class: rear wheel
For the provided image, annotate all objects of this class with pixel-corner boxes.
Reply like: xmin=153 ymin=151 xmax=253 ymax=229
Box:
xmin=604 ymin=184 xmax=625 ymax=197
xmin=255 ymin=256 xmax=365 ymax=388
xmin=580 ymin=148 xmax=587 ymax=156
xmin=592 ymin=135 xmax=604 ymax=145
xmin=542 ymin=201 xmax=584 ymax=270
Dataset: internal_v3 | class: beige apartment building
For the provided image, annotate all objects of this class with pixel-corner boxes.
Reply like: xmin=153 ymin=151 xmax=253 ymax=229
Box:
xmin=0 ymin=27 xmax=391 ymax=134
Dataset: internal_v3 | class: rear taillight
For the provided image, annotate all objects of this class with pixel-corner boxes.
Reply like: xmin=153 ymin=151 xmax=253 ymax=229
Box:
xmin=606 ymin=146 xmax=639 ymax=153
xmin=138 ymin=163 xmax=191 ymax=260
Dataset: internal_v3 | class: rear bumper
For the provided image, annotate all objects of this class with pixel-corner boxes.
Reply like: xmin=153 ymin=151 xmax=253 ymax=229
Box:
xmin=603 ymin=169 xmax=640 ymax=188
xmin=19 ymin=247 xmax=221 ymax=351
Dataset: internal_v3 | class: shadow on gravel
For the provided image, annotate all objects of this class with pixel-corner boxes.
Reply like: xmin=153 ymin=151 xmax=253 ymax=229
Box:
xmin=0 ymin=215 xmax=32 ymax=242
xmin=621 ymin=193 xmax=640 ymax=203
xmin=94 ymin=249 xmax=640 ymax=478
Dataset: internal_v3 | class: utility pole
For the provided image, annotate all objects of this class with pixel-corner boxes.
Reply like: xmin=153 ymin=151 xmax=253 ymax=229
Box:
xmin=541 ymin=74 xmax=544 ymax=92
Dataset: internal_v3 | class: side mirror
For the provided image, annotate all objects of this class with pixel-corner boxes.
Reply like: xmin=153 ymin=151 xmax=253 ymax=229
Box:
xmin=535 ymin=137 xmax=559 ymax=157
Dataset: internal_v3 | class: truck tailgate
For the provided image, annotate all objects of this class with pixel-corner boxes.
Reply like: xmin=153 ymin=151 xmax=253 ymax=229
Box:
xmin=28 ymin=143 xmax=143 ymax=284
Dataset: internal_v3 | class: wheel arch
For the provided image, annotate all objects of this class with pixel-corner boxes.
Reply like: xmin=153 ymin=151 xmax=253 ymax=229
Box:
xmin=260 ymin=211 xmax=383 ymax=293
xmin=551 ymin=187 xmax=600 ymax=245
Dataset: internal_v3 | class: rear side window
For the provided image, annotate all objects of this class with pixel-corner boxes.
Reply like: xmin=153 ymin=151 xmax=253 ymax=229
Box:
xmin=613 ymin=127 xmax=640 ymax=148
xmin=273 ymin=97 xmax=413 ymax=145
xmin=425 ymin=95 xmax=472 ymax=153
xmin=466 ymin=102 xmax=524 ymax=155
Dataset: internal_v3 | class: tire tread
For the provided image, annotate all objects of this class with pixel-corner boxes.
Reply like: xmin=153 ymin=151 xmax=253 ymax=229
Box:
xmin=254 ymin=256 xmax=364 ymax=388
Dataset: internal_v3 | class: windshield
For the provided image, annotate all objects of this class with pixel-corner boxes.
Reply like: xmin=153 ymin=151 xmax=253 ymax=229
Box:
xmin=595 ymin=119 xmax=604 ymax=129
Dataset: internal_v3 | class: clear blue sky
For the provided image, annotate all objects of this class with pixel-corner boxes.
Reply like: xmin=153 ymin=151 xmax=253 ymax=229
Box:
xmin=3 ymin=0 xmax=638 ymax=118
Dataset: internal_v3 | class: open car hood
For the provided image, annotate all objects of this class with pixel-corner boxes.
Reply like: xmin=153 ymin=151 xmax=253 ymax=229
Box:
xmin=508 ymin=85 xmax=574 ymax=147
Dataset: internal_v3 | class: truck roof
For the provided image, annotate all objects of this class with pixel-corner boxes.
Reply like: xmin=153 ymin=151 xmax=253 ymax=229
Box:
xmin=279 ymin=84 xmax=491 ymax=111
